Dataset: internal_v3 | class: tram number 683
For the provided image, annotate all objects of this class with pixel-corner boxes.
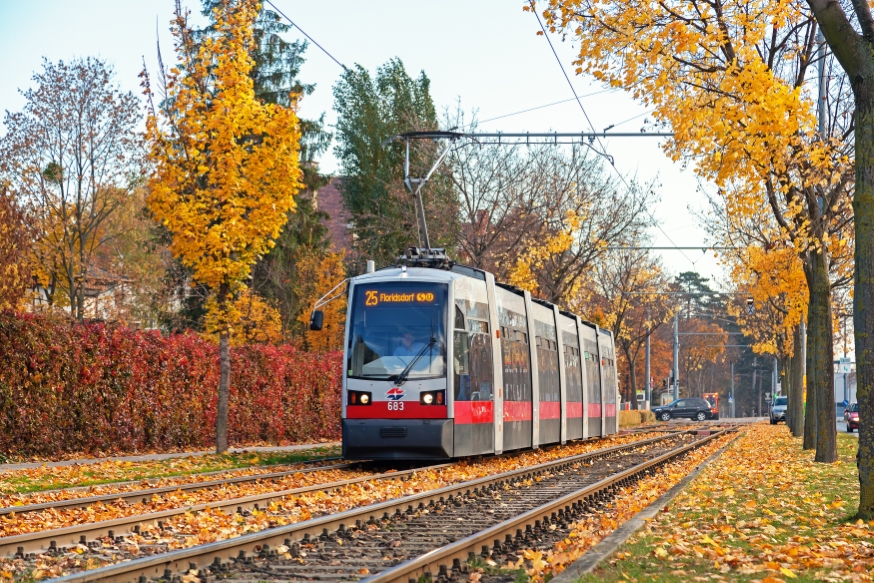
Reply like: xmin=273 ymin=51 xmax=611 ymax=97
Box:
xmin=387 ymin=401 xmax=405 ymax=411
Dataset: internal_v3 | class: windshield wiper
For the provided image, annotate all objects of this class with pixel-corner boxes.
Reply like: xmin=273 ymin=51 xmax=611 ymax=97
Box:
xmin=394 ymin=337 xmax=437 ymax=386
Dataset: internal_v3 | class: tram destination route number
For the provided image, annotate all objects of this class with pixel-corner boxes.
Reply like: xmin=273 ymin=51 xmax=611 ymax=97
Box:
xmin=364 ymin=290 xmax=435 ymax=306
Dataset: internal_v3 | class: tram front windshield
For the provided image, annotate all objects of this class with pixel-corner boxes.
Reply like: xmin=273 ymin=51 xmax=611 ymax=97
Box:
xmin=347 ymin=282 xmax=447 ymax=381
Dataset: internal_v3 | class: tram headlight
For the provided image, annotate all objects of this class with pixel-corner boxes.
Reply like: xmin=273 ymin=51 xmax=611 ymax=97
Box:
xmin=348 ymin=391 xmax=372 ymax=406
xmin=420 ymin=390 xmax=445 ymax=406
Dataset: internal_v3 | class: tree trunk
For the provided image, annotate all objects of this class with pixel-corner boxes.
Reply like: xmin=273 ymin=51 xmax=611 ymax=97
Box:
xmin=751 ymin=366 xmax=758 ymax=416
xmin=808 ymin=249 xmax=838 ymax=463
xmin=790 ymin=323 xmax=805 ymax=438
xmin=784 ymin=356 xmax=794 ymax=431
xmin=626 ymin=346 xmax=638 ymax=410
xmin=803 ymin=294 xmax=818 ymax=450
xmin=854 ymin=97 xmax=874 ymax=517
xmin=216 ymin=284 xmax=232 ymax=454
xmin=216 ymin=329 xmax=231 ymax=453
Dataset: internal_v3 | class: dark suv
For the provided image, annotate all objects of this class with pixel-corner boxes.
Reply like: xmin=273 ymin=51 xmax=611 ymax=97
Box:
xmin=653 ymin=398 xmax=715 ymax=421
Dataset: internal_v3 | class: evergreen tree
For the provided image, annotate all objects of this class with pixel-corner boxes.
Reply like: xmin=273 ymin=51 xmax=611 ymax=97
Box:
xmin=333 ymin=58 xmax=459 ymax=267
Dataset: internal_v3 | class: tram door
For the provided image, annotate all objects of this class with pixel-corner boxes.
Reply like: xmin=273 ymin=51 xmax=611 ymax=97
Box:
xmin=560 ymin=314 xmax=584 ymax=441
xmin=495 ymin=287 xmax=533 ymax=451
xmin=531 ymin=302 xmax=560 ymax=446
xmin=452 ymin=275 xmax=495 ymax=457
xmin=582 ymin=325 xmax=602 ymax=438
xmin=601 ymin=334 xmax=618 ymax=434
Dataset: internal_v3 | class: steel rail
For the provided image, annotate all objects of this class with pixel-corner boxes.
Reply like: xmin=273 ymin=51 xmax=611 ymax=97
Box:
xmin=0 ymin=463 xmax=450 ymax=557
xmin=0 ymin=461 xmax=358 ymax=517
xmin=1 ymin=455 xmax=346 ymax=500
xmin=364 ymin=430 xmax=730 ymax=583
xmin=43 ymin=433 xmax=688 ymax=583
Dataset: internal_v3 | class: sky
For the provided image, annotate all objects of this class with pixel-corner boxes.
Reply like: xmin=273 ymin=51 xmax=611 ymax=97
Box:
xmin=0 ymin=0 xmax=725 ymax=286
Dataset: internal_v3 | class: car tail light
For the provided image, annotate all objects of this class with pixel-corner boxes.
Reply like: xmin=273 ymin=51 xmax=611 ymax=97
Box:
xmin=348 ymin=390 xmax=371 ymax=405
xmin=420 ymin=390 xmax=445 ymax=405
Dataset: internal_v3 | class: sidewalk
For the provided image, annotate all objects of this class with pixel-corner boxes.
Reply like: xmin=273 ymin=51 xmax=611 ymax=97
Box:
xmin=0 ymin=442 xmax=340 ymax=472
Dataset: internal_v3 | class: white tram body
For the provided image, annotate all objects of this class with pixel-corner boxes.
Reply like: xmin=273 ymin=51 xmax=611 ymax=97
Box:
xmin=341 ymin=264 xmax=619 ymax=459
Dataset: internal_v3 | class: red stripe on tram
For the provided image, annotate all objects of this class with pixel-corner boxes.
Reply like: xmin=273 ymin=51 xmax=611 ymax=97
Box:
xmin=454 ymin=401 xmax=494 ymax=424
xmin=539 ymin=401 xmax=560 ymax=419
xmin=588 ymin=403 xmax=602 ymax=417
xmin=604 ymin=403 xmax=617 ymax=417
xmin=567 ymin=401 xmax=583 ymax=418
xmin=503 ymin=400 xmax=533 ymax=422
xmin=346 ymin=402 xmax=447 ymax=419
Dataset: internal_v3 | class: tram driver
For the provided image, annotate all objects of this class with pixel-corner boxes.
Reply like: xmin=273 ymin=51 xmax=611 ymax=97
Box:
xmin=393 ymin=330 xmax=424 ymax=358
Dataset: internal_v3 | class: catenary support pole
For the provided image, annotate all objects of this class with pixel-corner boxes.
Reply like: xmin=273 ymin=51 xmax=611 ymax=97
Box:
xmin=645 ymin=324 xmax=651 ymax=410
xmin=730 ymin=360 xmax=734 ymax=419
xmin=673 ymin=314 xmax=679 ymax=400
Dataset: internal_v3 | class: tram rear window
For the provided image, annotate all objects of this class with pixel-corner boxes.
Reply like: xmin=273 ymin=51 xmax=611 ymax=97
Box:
xmin=347 ymin=282 xmax=447 ymax=381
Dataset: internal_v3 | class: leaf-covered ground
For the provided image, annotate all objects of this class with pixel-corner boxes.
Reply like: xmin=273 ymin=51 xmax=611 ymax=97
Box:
xmin=484 ymin=431 xmax=738 ymax=582
xmin=0 ymin=432 xmax=679 ymax=579
xmin=577 ymin=423 xmax=871 ymax=582
xmin=0 ymin=446 xmax=340 ymax=495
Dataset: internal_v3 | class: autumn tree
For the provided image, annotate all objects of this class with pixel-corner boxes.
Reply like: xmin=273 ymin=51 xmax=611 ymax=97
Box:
xmin=0 ymin=57 xmax=143 ymax=320
xmin=295 ymin=251 xmax=347 ymax=353
xmin=0 ymin=188 xmax=31 ymax=311
xmin=594 ymin=246 xmax=673 ymax=408
xmin=333 ymin=58 xmax=459 ymax=267
xmin=806 ymin=0 xmax=874 ymax=519
xmin=538 ymin=0 xmax=854 ymax=464
xmin=198 ymin=0 xmax=335 ymax=336
xmin=143 ymin=0 xmax=303 ymax=452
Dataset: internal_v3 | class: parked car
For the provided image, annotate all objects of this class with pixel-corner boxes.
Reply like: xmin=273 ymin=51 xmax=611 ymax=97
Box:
xmin=844 ymin=402 xmax=859 ymax=433
xmin=770 ymin=396 xmax=788 ymax=424
xmin=652 ymin=398 xmax=715 ymax=422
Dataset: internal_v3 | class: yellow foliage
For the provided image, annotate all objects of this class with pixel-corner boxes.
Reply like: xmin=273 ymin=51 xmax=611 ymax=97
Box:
xmin=143 ymin=0 xmax=303 ymax=325
xmin=507 ymin=210 xmax=582 ymax=295
xmin=727 ymin=245 xmax=808 ymax=356
xmin=295 ymin=251 xmax=347 ymax=353
xmin=204 ymin=288 xmax=283 ymax=346
xmin=539 ymin=0 xmax=853 ymax=295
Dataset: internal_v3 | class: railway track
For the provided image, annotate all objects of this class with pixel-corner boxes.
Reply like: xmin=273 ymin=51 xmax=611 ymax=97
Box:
xmin=18 ymin=430 xmax=724 ymax=583
xmin=0 ymin=431 xmax=679 ymax=558
xmin=0 ymin=460 xmax=358 ymax=517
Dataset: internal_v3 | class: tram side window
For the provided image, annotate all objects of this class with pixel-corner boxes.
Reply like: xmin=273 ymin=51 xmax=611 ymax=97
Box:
xmin=453 ymin=306 xmax=493 ymax=401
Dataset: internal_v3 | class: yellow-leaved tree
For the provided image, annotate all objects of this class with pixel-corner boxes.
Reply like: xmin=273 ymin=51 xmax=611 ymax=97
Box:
xmin=295 ymin=250 xmax=347 ymax=353
xmin=537 ymin=0 xmax=854 ymax=464
xmin=143 ymin=0 xmax=302 ymax=452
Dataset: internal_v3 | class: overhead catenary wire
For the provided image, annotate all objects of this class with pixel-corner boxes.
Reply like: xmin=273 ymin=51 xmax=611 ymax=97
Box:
xmin=264 ymin=0 xmax=348 ymax=71
xmin=528 ymin=2 xmax=696 ymax=266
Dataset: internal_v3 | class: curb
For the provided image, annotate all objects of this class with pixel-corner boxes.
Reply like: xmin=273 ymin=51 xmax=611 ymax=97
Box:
xmin=0 ymin=442 xmax=340 ymax=472
xmin=550 ymin=431 xmax=743 ymax=583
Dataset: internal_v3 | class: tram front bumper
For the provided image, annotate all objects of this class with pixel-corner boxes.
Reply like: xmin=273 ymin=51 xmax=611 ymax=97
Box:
xmin=342 ymin=419 xmax=454 ymax=460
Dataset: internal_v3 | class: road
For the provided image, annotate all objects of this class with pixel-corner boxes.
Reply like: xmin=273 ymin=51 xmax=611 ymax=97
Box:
xmin=836 ymin=420 xmax=859 ymax=437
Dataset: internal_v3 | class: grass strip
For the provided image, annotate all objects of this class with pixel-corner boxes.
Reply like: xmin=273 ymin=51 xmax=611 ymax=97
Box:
xmin=579 ymin=423 xmax=870 ymax=582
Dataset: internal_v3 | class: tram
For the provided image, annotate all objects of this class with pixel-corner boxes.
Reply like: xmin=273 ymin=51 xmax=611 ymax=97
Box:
xmin=311 ymin=248 xmax=620 ymax=460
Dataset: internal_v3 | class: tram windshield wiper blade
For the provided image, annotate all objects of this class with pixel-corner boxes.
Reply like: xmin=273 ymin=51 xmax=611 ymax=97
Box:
xmin=393 ymin=337 xmax=437 ymax=386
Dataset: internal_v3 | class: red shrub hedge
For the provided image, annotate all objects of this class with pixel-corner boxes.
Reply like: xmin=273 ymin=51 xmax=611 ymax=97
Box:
xmin=0 ymin=311 xmax=342 ymax=457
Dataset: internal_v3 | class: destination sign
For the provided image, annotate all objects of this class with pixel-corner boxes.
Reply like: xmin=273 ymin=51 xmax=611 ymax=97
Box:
xmin=364 ymin=290 xmax=436 ymax=306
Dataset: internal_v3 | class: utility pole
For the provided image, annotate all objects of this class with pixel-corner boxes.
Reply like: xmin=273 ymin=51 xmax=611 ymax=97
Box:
xmin=672 ymin=313 xmax=679 ymax=400
xmin=773 ymin=356 xmax=777 ymax=397
xmin=645 ymin=326 xmax=651 ymax=410
xmin=730 ymin=361 xmax=735 ymax=418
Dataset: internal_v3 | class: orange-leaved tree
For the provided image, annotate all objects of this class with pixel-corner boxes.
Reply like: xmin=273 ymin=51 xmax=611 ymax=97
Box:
xmin=143 ymin=0 xmax=302 ymax=453
xmin=0 ymin=187 xmax=31 ymax=311
xmin=537 ymin=0 xmax=854 ymax=464
xmin=295 ymin=250 xmax=347 ymax=353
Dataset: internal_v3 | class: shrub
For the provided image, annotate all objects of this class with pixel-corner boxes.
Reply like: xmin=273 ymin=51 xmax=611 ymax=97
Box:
xmin=0 ymin=310 xmax=342 ymax=457
xmin=618 ymin=409 xmax=657 ymax=428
